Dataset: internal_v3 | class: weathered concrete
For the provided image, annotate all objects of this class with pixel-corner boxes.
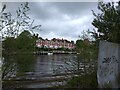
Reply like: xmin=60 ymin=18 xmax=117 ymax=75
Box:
xmin=97 ymin=41 xmax=120 ymax=88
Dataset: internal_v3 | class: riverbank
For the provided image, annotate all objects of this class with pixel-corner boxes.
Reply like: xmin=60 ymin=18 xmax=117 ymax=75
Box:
xmin=3 ymin=72 xmax=97 ymax=89
xmin=33 ymin=51 xmax=77 ymax=55
xmin=2 ymin=50 xmax=77 ymax=55
xmin=2 ymin=74 xmax=72 ymax=88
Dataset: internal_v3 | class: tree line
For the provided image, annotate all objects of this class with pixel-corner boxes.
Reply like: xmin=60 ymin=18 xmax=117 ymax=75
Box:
xmin=2 ymin=30 xmax=39 ymax=52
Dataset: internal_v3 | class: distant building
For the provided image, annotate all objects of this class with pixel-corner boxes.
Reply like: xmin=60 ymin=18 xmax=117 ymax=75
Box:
xmin=36 ymin=38 xmax=75 ymax=50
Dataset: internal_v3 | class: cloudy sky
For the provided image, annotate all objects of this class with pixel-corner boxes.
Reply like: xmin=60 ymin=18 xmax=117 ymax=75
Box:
xmin=4 ymin=2 xmax=99 ymax=42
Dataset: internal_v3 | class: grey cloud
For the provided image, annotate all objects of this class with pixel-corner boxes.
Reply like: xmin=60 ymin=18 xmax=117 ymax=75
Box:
xmin=4 ymin=2 xmax=98 ymax=41
xmin=29 ymin=2 xmax=63 ymax=20
xmin=38 ymin=14 xmax=94 ymax=41
xmin=52 ymin=2 xmax=98 ymax=16
xmin=29 ymin=2 xmax=98 ymax=20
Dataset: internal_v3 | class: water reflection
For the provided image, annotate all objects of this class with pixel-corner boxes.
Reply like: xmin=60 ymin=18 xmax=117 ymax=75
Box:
xmin=33 ymin=54 xmax=67 ymax=77
xmin=15 ymin=53 xmax=36 ymax=77
xmin=3 ymin=54 xmax=78 ymax=80
xmin=2 ymin=53 xmax=36 ymax=79
xmin=3 ymin=54 xmax=83 ymax=88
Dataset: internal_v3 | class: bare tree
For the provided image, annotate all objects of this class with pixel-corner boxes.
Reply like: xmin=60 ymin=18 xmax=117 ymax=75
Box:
xmin=0 ymin=2 xmax=41 ymax=38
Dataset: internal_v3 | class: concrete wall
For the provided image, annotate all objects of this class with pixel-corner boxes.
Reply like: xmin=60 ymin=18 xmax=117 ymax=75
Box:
xmin=97 ymin=41 xmax=120 ymax=88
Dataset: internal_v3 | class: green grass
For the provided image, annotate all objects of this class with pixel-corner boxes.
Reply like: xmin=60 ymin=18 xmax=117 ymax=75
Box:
xmin=65 ymin=71 xmax=98 ymax=88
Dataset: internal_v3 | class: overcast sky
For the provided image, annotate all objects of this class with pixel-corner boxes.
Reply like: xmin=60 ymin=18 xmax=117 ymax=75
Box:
xmin=4 ymin=2 xmax=99 ymax=42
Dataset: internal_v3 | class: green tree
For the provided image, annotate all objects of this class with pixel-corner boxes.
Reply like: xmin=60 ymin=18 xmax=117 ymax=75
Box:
xmin=3 ymin=37 xmax=17 ymax=52
xmin=64 ymin=32 xmax=98 ymax=88
xmin=91 ymin=1 xmax=120 ymax=44
xmin=58 ymin=38 xmax=98 ymax=88
xmin=16 ymin=30 xmax=35 ymax=51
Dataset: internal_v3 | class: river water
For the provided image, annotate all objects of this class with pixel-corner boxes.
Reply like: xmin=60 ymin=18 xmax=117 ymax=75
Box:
xmin=2 ymin=54 xmax=82 ymax=88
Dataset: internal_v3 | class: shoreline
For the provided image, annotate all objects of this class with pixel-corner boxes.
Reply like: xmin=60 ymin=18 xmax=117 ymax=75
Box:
xmin=2 ymin=50 xmax=77 ymax=55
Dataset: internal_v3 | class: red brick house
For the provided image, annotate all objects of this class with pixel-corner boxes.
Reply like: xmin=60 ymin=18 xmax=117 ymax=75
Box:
xmin=36 ymin=38 xmax=75 ymax=50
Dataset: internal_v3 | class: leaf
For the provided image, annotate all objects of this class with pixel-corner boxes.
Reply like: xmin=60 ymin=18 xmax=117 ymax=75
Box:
xmin=1 ymin=4 xmax=6 ymax=12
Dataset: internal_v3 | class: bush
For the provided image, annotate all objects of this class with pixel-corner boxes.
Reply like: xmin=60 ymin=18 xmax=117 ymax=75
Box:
xmin=65 ymin=71 xmax=98 ymax=88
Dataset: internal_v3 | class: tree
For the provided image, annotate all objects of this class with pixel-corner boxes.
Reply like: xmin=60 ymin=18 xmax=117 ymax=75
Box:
xmin=2 ymin=37 xmax=16 ymax=52
xmin=1 ymin=2 xmax=41 ymax=82
xmin=0 ymin=2 xmax=41 ymax=38
xmin=91 ymin=1 xmax=120 ymax=44
xmin=1 ymin=2 xmax=41 ymax=52
xmin=16 ymin=30 xmax=36 ymax=51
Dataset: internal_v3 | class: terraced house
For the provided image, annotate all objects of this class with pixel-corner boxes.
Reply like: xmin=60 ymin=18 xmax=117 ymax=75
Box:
xmin=36 ymin=38 xmax=75 ymax=50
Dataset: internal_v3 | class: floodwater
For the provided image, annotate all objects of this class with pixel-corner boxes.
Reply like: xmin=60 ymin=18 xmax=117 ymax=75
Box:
xmin=2 ymin=53 xmax=81 ymax=88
